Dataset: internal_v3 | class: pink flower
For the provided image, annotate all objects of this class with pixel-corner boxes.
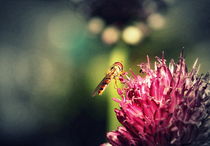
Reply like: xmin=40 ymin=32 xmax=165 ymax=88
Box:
xmin=103 ymin=53 xmax=210 ymax=146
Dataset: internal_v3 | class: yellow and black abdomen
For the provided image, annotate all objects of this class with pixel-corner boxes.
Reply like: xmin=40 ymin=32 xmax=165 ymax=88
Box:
xmin=97 ymin=75 xmax=112 ymax=95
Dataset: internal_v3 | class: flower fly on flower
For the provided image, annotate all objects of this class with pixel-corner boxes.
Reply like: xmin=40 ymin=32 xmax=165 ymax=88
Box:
xmin=92 ymin=62 xmax=124 ymax=96
xmin=102 ymin=53 xmax=210 ymax=146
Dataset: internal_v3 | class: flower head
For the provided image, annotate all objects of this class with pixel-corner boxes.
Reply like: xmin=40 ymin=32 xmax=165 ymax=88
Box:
xmin=104 ymin=53 xmax=210 ymax=146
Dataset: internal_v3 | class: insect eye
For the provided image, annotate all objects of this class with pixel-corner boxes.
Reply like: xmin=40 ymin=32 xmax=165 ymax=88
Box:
xmin=111 ymin=66 xmax=114 ymax=70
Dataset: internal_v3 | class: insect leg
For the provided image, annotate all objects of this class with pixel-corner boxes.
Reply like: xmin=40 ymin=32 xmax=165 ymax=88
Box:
xmin=113 ymin=76 xmax=119 ymax=89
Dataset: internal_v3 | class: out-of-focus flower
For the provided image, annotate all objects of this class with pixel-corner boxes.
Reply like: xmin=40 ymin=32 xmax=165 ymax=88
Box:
xmin=103 ymin=53 xmax=210 ymax=146
xmin=69 ymin=0 xmax=169 ymax=45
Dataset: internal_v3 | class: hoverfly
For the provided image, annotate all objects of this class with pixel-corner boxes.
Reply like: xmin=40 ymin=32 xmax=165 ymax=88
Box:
xmin=92 ymin=62 xmax=123 ymax=96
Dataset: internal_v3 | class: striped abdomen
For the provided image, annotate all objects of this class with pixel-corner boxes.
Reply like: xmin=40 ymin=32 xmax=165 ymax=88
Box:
xmin=92 ymin=74 xmax=113 ymax=96
xmin=98 ymin=75 xmax=112 ymax=95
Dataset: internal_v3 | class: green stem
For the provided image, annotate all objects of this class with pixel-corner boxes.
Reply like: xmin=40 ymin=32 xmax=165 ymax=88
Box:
xmin=107 ymin=45 xmax=128 ymax=131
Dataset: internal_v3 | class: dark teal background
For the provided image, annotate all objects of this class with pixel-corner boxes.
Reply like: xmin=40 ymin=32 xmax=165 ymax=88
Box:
xmin=0 ymin=0 xmax=209 ymax=145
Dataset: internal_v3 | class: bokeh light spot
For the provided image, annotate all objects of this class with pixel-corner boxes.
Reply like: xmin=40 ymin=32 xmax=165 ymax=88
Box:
xmin=122 ymin=26 xmax=143 ymax=45
xmin=101 ymin=26 xmax=120 ymax=45
xmin=147 ymin=13 xmax=166 ymax=30
xmin=48 ymin=10 xmax=85 ymax=50
xmin=88 ymin=17 xmax=105 ymax=34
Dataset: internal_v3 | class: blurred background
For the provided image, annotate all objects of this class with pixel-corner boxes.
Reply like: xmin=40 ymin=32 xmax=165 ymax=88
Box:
xmin=0 ymin=0 xmax=209 ymax=145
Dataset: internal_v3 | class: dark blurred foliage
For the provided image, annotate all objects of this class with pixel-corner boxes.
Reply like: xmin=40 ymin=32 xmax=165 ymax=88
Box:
xmin=69 ymin=0 xmax=167 ymax=25
xmin=0 ymin=0 xmax=209 ymax=146
xmin=70 ymin=0 xmax=166 ymax=25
